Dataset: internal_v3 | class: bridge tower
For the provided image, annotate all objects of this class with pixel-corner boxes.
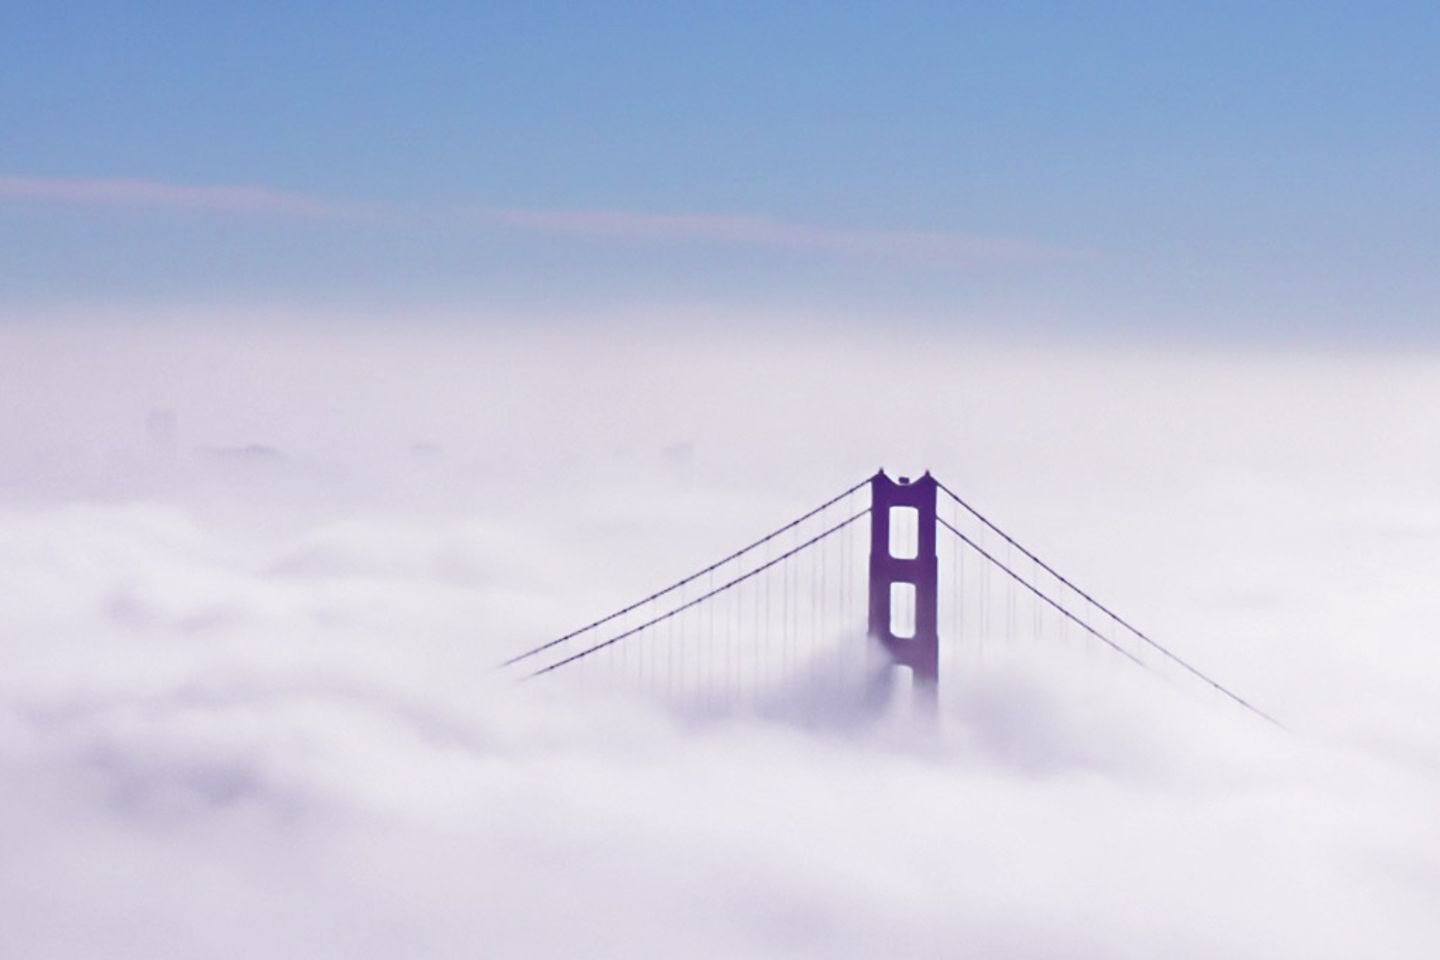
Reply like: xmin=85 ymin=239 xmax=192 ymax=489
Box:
xmin=868 ymin=469 xmax=940 ymax=712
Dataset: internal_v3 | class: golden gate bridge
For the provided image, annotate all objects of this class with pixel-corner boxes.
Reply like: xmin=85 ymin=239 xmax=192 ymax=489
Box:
xmin=500 ymin=470 xmax=1281 ymax=728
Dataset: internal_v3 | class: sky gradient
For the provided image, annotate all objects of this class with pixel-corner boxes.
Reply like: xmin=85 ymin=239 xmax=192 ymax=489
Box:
xmin=4 ymin=2 xmax=1438 ymax=341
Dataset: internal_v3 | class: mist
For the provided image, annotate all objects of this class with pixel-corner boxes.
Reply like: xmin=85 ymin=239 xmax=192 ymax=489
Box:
xmin=2 ymin=312 xmax=1439 ymax=958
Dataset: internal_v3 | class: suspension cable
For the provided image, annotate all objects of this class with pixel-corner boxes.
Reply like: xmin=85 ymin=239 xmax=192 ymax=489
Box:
xmin=938 ymin=516 xmax=1146 ymax=670
xmin=500 ymin=476 xmax=870 ymax=668
xmin=524 ymin=508 xmax=871 ymax=679
xmin=936 ymin=501 xmax=1284 ymax=729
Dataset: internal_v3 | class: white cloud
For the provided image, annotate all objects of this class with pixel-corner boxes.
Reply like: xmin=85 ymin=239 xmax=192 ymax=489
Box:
xmin=1 ymin=313 xmax=1438 ymax=957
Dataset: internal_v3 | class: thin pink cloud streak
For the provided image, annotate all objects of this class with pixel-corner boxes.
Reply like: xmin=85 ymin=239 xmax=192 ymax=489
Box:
xmin=0 ymin=175 xmax=355 ymax=219
xmin=1 ymin=174 xmax=1079 ymax=263
xmin=492 ymin=208 xmax=1078 ymax=263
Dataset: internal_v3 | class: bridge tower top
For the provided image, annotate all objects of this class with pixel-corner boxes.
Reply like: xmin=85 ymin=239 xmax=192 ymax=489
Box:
xmin=868 ymin=469 xmax=940 ymax=704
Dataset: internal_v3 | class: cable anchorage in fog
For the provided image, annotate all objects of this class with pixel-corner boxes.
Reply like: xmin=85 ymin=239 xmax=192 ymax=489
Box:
xmin=936 ymin=483 xmax=1284 ymax=729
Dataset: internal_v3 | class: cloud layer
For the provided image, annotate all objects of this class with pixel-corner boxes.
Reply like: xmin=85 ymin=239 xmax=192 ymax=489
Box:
xmin=2 ymin=316 xmax=1439 ymax=957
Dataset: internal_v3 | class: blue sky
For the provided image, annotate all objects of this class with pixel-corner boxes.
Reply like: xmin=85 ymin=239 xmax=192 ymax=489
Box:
xmin=3 ymin=2 xmax=1438 ymax=340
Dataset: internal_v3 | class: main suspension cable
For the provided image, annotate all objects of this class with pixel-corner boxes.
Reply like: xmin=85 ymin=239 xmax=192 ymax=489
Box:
xmin=937 ymin=516 xmax=1146 ymax=670
xmin=501 ymin=476 xmax=870 ymax=668
xmin=936 ymin=487 xmax=1283 ymax=729
xmin=524 ymin=508 xmax=872 ymax=679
